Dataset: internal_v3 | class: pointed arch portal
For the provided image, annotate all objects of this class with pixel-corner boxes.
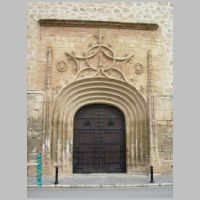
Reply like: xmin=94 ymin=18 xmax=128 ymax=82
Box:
xmin=51 ymin=77 xmax=150 ymax=174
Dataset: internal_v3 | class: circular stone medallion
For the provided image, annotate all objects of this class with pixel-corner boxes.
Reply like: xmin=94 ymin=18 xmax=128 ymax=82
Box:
xmin=56 ymin=61 xmax=68 ymax=72
xmin=134 ymin=63 xmax=143 ymax=74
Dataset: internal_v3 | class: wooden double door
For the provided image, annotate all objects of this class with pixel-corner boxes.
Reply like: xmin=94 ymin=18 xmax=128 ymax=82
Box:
xmin=73 ymin=104 xmax=126 ymax=173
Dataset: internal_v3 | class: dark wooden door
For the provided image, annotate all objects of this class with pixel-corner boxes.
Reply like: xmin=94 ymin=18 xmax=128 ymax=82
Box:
xmin=73 ymin=104 xmax=126 ymax=173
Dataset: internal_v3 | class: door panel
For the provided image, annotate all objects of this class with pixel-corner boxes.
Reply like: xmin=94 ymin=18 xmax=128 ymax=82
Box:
xmin=73 ymin=104 xmax=126 ymax=173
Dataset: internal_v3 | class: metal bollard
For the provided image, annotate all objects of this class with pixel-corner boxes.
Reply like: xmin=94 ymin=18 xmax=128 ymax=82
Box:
xmin=54 ymin=166 xmax=59 ymax=185
xmin=150 ymin=166 xmax=154 ymax=183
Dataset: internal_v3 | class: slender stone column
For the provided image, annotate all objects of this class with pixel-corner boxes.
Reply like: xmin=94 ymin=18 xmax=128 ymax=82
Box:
xmin=43 ymin=47 xmax=53 ymax=165
xmin=147 ymin=50 xmax=159 ymax=167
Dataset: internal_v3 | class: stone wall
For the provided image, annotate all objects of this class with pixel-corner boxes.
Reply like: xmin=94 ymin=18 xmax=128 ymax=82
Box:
xmin=27 ymin=1 xmax=173 ymax=90
xmin=27 ymin=1 xmax=173 ymax=175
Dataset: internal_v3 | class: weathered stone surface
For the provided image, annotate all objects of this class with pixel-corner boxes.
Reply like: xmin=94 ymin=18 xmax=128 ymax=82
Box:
xmin=27 ymin=2 xmax=173 ymax=176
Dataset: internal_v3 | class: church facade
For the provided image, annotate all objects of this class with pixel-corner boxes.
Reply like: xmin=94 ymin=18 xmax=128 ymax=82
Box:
xmin=27 ymin=2 xmax=173 ymax=176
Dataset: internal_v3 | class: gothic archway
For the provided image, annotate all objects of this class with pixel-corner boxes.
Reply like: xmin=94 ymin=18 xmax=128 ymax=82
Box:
xmin=51 ymin=77 xmax=149 ymax=174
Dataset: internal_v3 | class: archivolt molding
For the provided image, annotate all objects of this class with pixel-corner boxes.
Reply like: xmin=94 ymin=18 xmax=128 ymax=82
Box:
xmin=55 ymin=30 xmax=145 ymax=83
xmin=51 ymin=77 xmax=150 ymax=170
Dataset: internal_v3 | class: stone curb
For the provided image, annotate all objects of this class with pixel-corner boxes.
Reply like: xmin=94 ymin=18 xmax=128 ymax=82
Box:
xmin=27 ymin=183 xmax=173 ymax=188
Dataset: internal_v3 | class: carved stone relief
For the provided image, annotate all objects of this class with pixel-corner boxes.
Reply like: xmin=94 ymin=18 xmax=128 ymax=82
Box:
xmin=56 ymin=61 xmax=68 ymax=72
xmin=134 ymin=63 xmax=143 ymax=74
xmin=55 ymin=30 xmax=145 ymax=84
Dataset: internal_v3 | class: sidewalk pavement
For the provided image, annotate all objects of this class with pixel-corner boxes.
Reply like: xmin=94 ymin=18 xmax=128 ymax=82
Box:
xmin=27 ymin=174 xmax=173 ymax=188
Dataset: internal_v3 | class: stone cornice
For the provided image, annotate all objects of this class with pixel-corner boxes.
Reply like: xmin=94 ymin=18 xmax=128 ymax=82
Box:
xmin=38 ymin=19 xmax=159 ymax=30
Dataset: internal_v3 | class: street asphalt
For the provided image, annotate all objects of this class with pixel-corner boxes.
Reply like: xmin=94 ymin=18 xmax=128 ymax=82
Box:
xmin=27 ymin=186 xmax=173 ymax=198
